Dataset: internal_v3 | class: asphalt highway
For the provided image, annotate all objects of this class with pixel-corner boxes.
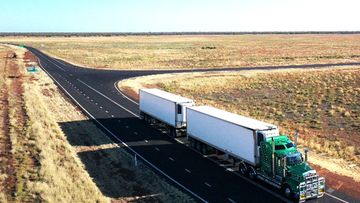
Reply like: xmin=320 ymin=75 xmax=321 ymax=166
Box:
xmin=27 ymin=46 xmax=354 ymax=203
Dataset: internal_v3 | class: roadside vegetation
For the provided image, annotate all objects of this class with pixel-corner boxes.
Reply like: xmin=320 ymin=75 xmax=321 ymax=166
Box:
xmin=2 ymin=34 xmax=360 ymax=69
xmin=118 ymin=67 xmax=360 ymax=196
xmin=0 ymin=45 xmax=193 ymax=202
xmin=0 ymin=44 xmax=109 ymax=202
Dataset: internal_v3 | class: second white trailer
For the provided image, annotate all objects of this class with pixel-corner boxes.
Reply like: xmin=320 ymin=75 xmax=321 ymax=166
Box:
xmin=139 ymin=88 xmax=195 ymax=136
xmin=186 ymin=106 xmax=279 ymax=166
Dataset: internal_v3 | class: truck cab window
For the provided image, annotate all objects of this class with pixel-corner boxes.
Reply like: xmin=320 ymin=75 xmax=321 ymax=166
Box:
xmin=177 ymin=104 xmax=182 ymax=114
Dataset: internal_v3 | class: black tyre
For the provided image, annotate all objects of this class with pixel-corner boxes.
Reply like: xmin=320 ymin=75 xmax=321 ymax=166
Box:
xmin=248 ymin=166 xmax=257 ymax=179
xmin=282 ymin=184 xmax=293 ymax=198
xmin=239 ymin=163 xmax=248 ymax=175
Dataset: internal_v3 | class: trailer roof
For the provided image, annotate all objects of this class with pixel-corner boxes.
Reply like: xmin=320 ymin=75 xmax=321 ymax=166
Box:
xmin=188 ymin=106 xmax=277 ymax=131
xmin=140 ymin=88 xmax=194 ymax=103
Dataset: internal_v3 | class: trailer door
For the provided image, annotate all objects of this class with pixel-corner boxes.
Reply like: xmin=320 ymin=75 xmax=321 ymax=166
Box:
xmin=176 ymin=102 xmax=194 ymax=127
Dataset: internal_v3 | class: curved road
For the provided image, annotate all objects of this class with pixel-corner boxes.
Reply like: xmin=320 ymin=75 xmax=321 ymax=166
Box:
xmin=27 ymin=46 xmax=355 ymax=203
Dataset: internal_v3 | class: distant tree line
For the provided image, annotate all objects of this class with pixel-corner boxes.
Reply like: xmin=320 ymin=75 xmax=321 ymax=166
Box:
xmin=1 ymin=31 xmax=360 ymax=37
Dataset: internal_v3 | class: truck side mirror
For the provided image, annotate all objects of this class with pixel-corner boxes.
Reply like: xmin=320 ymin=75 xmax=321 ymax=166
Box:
xmin=304 ymin=148 xmax=309 ymax=162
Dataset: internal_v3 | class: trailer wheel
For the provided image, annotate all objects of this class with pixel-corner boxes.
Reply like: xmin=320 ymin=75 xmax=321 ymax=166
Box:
xmin=201 ymin=144 xmax=207 ymax=155
xmin=248 ymin=166 xmax=257 ymax=179
xmin=239 ymin=163 xmax=248 ymax=175
xmin=189 ymin=138 xmax=195 ymax=148
xmin=170 ymin=126 xmax=176 ymax=137
xmin=195 ymin=142 xmax=202 ymax=152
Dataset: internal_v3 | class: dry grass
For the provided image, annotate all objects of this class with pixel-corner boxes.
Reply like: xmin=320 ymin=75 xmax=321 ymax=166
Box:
xmin=0 ymin=44 xmax=109 ymax=202
xmin=118 ymin=67 xmax=360 ymax=182
xmin=0 ymin=45 xmax=10 ymax=203
xmin=2 ymin=35 xmax=360 ymax=69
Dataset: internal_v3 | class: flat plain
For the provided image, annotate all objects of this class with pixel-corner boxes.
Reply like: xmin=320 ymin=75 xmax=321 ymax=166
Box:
xmin=2 ymin=34 xmax=360 ymax=69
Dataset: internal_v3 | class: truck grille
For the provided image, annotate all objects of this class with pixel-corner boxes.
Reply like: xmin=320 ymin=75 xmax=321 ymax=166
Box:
xmin=299 ymin=170 xmax=325 ymax=201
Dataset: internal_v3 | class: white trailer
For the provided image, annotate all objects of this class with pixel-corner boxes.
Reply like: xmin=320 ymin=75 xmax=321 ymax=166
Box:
xmin=139 ymin=88 xmax=195 ymax=137
xmin=186 ymin=106 xmax=279 ymax=166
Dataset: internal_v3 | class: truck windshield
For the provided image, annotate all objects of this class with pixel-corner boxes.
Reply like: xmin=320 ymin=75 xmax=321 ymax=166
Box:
xmin=286 ymin=153 xmax=303 ymax=165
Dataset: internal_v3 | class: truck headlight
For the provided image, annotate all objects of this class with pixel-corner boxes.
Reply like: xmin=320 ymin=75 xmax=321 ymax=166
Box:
xmin=300 ymin=193 xmax=306 ymax=200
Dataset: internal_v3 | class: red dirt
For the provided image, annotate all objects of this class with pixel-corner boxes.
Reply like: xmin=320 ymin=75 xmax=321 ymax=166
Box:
xmin=312 ymin=164 xmax=360 ymax=199
xmin=0 ymin=54 xmax=17 ymax=201
xmin=121 ymin=86 xmax=140 ymax=102
xmin=23 ymin=51 xmax=38 ymax=65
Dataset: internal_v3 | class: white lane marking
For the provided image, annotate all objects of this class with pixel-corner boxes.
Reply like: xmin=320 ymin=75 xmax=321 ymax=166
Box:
xmin=154 ymin=147 xmax=160 ymax=151
xmin=95 ymin=103 xmax=98 ymax=105
xmin=204 ymin=182 xmax=212 ymax=188
xmin=324 ymin=193 xmax=349 ymax=203
xmin=185 ymin=169 xmax=191 ymax=174
xmin=100 ymin=106 xmax=103 ymax=109
xmin=111 ymin=115 xmax=114 ymax=118
xmin=37 ymin=54 xmax=66 ymax=71
xmin=105 ymin=110 xmax=109 ymax=113
xmin=78 ymin=79 xmax=139 ymax=118
xmin=144 ymin=139 xmax=148 ymax=143
xmin=174 ymin=138 xmax=184 ymax=144
xmin=113 ymin=81 xmax=139 ymax=104
xmin=53 ymin=58 xmax=68 ymax=66
xmin=36 ymin=59 xmax=207 ymax=203
xmin=134 ymin=132 xmax=138 ymax=135
xmin=169 ymin=157 xmax=174 ymax=161
xmin=228 ymin=198 xmax=236 ymax=203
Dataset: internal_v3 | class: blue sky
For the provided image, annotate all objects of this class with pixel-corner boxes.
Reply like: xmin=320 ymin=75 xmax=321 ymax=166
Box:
xmin=1 ymin=0 xmax=359 ymax=32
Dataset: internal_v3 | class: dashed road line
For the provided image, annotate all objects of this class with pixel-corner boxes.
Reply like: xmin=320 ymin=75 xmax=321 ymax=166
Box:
xmin=227 ymin=198 xmax=236 ymax=203
xmin=169 ymin=157 xmax=175 ymax=161
xmin=78 ymin=79 xmax=139 ymax=118
xmin=154 ymin=147 xmax=160 ymax=151
xmin=204 ymin=182 xmax=212 ymax=188
xmin=185 ymin=169 xmax=191 ymax=174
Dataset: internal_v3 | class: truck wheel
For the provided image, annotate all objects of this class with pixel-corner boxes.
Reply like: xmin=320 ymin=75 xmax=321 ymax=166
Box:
xmin=282 ymin=185 xmax=293 ymax=198
xmin=239 ymin=163 xmax=247 ymax=175
xmin=248 ymin=166 xmax=257 ymax=179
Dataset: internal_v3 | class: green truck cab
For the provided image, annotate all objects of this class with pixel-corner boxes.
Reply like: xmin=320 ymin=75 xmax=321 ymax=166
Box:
xmin=259 ymin=135 xmax=325 ymax=201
